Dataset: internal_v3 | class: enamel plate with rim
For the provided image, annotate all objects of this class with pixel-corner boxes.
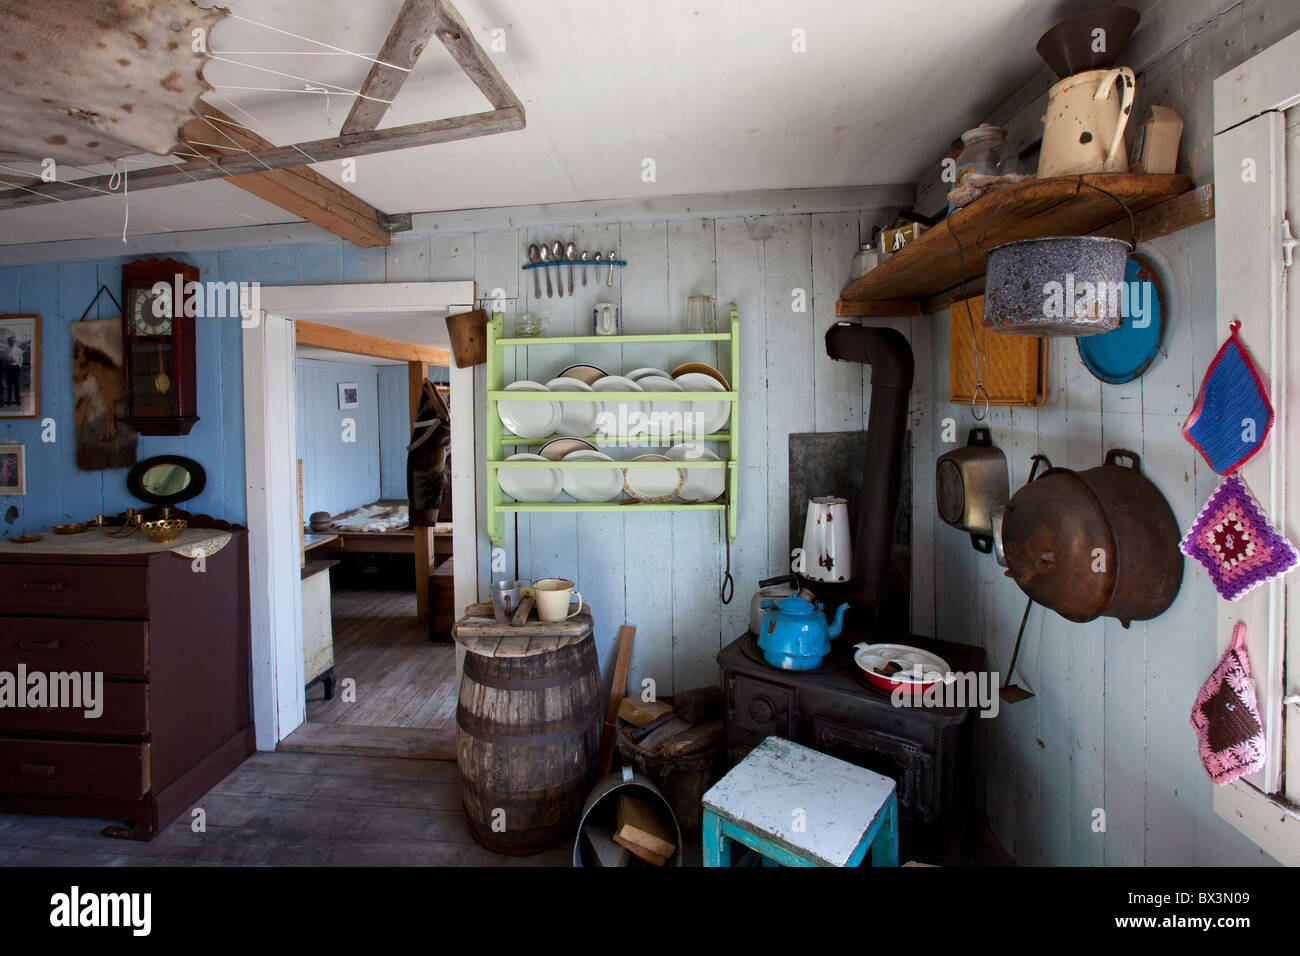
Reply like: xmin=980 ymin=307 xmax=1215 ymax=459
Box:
xmin=544 ymin=377 xmax=599 ymax=437
xmin=497 ymin=453 xmax=561 ymax=503
xmin=665 ymin=442 xmax=725 ymax=502
xmin=623 ymin=454 xmax=685 ymax=503
xmin=561 ymin=449 xmax=623 ymax=502
xmin=497 ymin=381 xmax=561 ymax=439
xmin=558 ymin=363 xmax=607 ymax=386
xmin=539 ymin=437 xmax=597 ymax=461
xmin=673 ymin=371 xmax=730 ymax=436
xmin=590 ymin=375 xmax=650 ymax=438
xmin=852 ymin=643 xmax=952 ymax=692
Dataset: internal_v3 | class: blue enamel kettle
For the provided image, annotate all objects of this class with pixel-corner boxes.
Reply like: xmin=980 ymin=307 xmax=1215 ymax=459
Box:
xmin=757 ymin=595 xmax=850 ymax=670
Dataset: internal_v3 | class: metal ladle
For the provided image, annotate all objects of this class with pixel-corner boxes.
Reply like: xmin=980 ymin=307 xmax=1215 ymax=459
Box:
xmin=527 ymin=243 xmax=542 ymax=298
xmin=538 ymin=243 xmax=553 ymax=298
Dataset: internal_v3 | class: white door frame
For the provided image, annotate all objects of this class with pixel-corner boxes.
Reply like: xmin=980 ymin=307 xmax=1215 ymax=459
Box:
xmin=1211 ymin=26 xmax=1300 ymax=863
xmin=243 ymin=280 xmax=476 ymax=750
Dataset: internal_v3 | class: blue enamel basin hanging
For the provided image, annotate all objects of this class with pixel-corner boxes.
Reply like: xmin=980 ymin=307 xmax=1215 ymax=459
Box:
xmin=1075 ymin=255 xmax=1165 ymax=385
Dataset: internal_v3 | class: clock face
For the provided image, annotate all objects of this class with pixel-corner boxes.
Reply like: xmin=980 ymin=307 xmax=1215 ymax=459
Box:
xmin=129 ymin=287 xmax=172 ymax=337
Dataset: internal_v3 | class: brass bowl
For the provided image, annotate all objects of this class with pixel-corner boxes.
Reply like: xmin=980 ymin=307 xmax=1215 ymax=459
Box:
xmin=140 ymin=518 xmax=188 ymax=544
xmin=53 ymin=522 xmax=89 ymax=535
xmin=10 ymin=534 xmax=43 ymax=543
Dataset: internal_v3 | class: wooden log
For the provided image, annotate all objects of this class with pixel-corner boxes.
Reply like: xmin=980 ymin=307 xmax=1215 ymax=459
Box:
xmin=599 ymin=625 xmax=636 ymax=776
xmin=614 ymin=794 xmax=676 ymax=864
xmin=617 ymin=696 xmax=672 ymax=728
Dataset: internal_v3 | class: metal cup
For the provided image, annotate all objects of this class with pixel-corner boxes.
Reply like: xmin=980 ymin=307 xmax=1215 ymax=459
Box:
xmin=491 ymin=579 xmax=523 ymax=624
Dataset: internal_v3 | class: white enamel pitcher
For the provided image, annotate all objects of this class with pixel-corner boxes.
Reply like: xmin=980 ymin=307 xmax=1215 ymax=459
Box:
xmin=1037 ymin=67 xmax=1136 ymax=177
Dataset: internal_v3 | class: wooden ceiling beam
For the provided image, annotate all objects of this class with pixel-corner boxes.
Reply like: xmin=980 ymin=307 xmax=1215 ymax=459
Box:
xmin=343 ymin=0 xmax=442 ymax=135
xmin=0 ymin=106 xmax=523 ymax=212
xmin=180 ymin=103 xmax=391 ymax=248
xmin=430 ymin=0 xmax=521 ymax=111
xmin=296 ymin=320 xmax=451 ymax=366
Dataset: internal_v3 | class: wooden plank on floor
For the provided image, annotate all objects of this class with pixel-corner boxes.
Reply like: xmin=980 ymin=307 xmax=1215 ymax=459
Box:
xmin=278 ymin=722 xmax=456 ymax=760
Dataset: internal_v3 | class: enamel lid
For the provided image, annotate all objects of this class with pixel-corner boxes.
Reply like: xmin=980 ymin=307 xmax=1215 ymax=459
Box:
xmin=774 ymin=595 xmax=818 ymax=615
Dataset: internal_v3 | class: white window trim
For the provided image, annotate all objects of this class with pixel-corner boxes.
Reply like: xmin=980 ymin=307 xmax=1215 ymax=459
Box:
xmin=1212 ymin=27 xmax=1300 ymax=864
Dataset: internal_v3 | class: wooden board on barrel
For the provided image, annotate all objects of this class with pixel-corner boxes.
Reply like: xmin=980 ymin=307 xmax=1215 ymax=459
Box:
xmin=453 ymin=604 xmax=602 ymax=856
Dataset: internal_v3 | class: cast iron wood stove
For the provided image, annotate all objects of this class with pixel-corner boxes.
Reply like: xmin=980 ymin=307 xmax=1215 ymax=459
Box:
xmin=718 ymin=631 xmax=982 ymax=864
xmin=719 ymin=322 xmax=984 ymax=864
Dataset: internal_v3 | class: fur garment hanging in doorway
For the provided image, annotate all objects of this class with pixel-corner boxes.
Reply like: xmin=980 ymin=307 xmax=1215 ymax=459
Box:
xmin=407 ymin=380 xmax=450 ymax=526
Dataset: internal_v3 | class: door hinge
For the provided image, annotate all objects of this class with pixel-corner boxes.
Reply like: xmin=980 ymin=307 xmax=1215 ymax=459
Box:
xmin=1283 ymin=218 xmax=1298 ymax=268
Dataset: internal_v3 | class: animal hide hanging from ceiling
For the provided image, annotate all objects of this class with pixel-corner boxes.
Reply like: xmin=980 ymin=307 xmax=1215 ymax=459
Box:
xmin=407 ymin=380 xmax=450 ymax=527
xmin=71 ymin=318 xmax=138 ymax=471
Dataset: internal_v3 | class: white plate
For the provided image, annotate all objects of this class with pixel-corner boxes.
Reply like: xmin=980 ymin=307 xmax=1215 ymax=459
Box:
xmin=634 ymin=375 xmax=692 ymax=440
xmin=851 ymin=643 xmax=952 ymax=685
xmin=665 ymin=443 xmax=725 ymax=502
xmin=558 ymin=363 xmax=607 ymax=386
xmin=673 ymin=372 xmax=730 ymax=436
xmin=544 ymin=377 xmax=599 ymax=437
xmin=497 ymin=453 xmax=561 ymax=503
xmin=590 ymin=375 xmax=651 ymax=439
xmin=625 ymin=367 xmax=672 ymax=383
xmin=497 ymin=381 xmax=561 ymax=439
xmin=561 ymin=450 xmax=623 ymax=502
xmin=623 ymin=454 xmax=685 ymax=502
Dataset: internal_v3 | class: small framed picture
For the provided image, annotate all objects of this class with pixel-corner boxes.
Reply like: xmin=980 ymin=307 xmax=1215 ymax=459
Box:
xmin=0 ymin=314 xmax=39 ymax=419
xmin=338 ymin=382 xmax=360 ymax=409
xmin=0 ymin=443 xmax=25 ymax=495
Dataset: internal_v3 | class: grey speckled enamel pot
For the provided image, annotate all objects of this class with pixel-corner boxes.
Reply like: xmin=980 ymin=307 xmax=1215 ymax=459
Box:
xmin=982 ymin=236 xmax=1131 ymax=336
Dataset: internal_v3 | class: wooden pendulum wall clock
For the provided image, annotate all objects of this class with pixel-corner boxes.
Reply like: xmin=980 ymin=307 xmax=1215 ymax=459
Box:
xmin=120 ymin=258 xmax=200 ymax=435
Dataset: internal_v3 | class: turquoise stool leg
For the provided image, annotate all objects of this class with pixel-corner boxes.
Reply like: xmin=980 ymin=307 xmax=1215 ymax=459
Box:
xmin=870 ymin=792 xmax=900 ymax=867
xmin=702 ymin=809 xmax=731 ymax=867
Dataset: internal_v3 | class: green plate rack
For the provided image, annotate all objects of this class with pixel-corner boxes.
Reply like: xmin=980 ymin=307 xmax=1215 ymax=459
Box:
xmin=486 ymin=305 xmax=740 ymax=546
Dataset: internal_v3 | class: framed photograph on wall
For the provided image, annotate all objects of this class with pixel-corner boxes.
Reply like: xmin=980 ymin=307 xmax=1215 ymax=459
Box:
xmin=338 ymin=382 xmax=360 ymax=409
xmin=0 ymin=443 xmax=25 ymax=495
xmin=0 ymin=314 xmax=39 ymax=419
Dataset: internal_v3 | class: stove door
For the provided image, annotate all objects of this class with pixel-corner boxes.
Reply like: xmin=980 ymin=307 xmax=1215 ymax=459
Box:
xmin=726 ymin=675 xmax=796 ymax=752
xmin=813 ymin=714 xmax=937 ymax=823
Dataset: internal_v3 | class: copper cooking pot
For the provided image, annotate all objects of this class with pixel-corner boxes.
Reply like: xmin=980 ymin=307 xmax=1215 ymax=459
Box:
xmin=998 ymin=449 xmax=1182 ymax=627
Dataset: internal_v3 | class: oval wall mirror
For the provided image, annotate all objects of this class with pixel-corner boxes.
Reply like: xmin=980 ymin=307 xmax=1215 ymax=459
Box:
xmin=126 ymin=455 xmax=207 ymax=506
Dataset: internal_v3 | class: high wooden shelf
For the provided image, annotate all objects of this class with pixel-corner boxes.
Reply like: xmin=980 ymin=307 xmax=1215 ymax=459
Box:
xmin=837 ymin=173 xmax=1204 ymax=317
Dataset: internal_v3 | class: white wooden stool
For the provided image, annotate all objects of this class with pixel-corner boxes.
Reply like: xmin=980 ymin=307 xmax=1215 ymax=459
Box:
xmin=702 ymin=736 xmax=899 ymax=867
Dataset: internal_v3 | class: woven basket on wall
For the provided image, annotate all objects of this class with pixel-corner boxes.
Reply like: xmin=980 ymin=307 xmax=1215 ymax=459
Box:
xmin=949 ymin=295 xmax=1048 ymax=407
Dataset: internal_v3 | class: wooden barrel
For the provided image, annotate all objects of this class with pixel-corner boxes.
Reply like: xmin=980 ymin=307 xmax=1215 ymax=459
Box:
xmin=455 ymin=607 xmax=601 ymax=855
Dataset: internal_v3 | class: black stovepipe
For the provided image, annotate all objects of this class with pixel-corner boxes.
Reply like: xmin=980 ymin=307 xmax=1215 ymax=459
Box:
xmin=823 ymin=322 xmax=915 ymax=617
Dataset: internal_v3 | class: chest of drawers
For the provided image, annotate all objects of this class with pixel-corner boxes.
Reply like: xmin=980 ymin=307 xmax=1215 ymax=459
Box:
xmin=0 ymin=531 xmax=254 ymax=838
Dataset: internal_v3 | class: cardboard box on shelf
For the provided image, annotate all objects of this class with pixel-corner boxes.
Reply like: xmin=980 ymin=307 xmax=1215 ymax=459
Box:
xmin=1129 ymin=105 xmax=1183 ymax=175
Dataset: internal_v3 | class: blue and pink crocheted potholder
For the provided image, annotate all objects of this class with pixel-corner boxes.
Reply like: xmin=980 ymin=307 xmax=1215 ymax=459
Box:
xmin=1182 ymin=321 xmax=1273 ymax=475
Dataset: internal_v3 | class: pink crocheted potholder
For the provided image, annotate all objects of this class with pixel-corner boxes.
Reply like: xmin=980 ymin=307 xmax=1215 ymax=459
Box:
xmin=1190 ymin=622 xmax=1265 ymax=785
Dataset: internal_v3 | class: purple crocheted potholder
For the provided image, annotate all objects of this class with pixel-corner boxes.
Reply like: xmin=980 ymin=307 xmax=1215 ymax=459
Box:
xmin=1181 ymin=473 xmax=1298 ymax=601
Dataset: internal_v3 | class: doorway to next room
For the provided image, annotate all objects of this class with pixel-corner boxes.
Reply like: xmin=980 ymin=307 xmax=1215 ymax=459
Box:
xmin=289 ymin=327 xmax=458 ymax=760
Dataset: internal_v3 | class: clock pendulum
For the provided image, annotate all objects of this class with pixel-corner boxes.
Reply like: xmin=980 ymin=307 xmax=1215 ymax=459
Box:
xmin=154 ymin=349 xmax=170 ymax=395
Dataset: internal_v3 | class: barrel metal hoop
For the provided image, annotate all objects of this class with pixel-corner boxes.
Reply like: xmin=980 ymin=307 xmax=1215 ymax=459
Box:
xmin=458 ymin=702 xmax=602 ymax=744
xmin=463 ymin=655 xmax=591 ymax=691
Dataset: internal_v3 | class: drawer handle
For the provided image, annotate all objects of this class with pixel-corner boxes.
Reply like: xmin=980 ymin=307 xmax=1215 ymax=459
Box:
xmin=15 ymin=763 xmax=55 ymax=777
xmin=16 ymin=638 xmax=60 ymax=651
xmin=21 ymin=580 xmax=64 ymax=592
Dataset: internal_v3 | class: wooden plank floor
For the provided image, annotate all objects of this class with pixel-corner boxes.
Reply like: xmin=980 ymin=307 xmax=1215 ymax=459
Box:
xmin=287 ymin=586 xmax=458 ymax=759
xmin=0 ymin=751 xmax=573 ymax=866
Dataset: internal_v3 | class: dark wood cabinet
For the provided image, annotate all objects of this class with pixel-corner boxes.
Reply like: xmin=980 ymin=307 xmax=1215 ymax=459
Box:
xmin=0 ymin=532 xmax=254 ymax=838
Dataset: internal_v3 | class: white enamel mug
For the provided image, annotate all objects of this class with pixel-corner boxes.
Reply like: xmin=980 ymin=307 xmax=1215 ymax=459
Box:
xmin=534 ymin=577 xmax=583 ymax=621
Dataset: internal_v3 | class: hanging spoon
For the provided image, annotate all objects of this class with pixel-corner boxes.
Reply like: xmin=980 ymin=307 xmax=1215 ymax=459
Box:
xmin=527 ymin=243 xmax=542 ymax=299
xmin=606 ymin=250 xmax=617 ymax=286
xmin=539 ymin=243 xmax=553 ymax=298
xmin=580 ymin=250 xmax=590 ymax=286
xmin=551 ymin=241 xmax=565 ymax=297
xmin=594 ymin=252 xmax=604 ymax=287
xmin=565 ymin=241 xmax=577 ymax=295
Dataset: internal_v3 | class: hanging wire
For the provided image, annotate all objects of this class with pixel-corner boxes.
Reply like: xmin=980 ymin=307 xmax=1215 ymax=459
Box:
xmin=207 ymin=55 xmax=395 ymax=104
xmin=224 ymin=11 xmax=415 ymax=71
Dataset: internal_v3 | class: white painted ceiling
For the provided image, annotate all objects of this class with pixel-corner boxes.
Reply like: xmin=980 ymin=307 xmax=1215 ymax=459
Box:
xmin=0 ymin=0 xmax=1105 ymax=246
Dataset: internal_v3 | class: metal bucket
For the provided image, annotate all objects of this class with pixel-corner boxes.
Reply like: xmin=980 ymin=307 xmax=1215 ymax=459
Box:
xmin=572 ymin=767 xmax=684 ymax=867
xmin=982 ymin=236 xmax=1131 ymax=336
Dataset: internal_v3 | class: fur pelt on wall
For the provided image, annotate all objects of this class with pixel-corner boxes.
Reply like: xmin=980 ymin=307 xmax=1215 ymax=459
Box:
xmin=71 ymin=318 xmax=138 ymax=471
xmin=407 ymin=380 xmax=450 ymax=527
